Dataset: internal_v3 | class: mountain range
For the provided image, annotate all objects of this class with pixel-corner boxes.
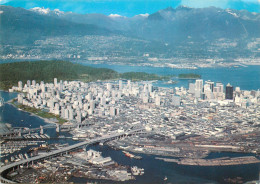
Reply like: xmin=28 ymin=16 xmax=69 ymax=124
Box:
xmin=0 ymin=5 xmax=259 ymax=63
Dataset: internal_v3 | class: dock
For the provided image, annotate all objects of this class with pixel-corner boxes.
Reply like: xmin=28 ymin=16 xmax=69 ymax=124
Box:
xmin=156 ymin=156 xmax=260 ymax=166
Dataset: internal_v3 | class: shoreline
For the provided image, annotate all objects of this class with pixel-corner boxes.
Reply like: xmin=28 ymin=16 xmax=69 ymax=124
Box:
xmin=7 ymin=101 xmax=60 ymax=126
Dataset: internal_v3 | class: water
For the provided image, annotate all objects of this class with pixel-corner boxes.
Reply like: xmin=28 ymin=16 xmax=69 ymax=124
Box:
xmin=70 ymin=145 xmax=259 ymax=184
xmin=1 ymin=63 xmax=260 ymax=183
xmin=81 ymin=63 xmax=260 ymax=90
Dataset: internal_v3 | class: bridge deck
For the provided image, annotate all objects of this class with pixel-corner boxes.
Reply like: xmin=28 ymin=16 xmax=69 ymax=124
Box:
xmin=0 ymin=128 xmax=145 ymax=183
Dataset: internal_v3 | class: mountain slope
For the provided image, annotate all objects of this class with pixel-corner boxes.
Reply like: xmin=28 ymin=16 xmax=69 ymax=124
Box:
xmin=0 ymin=6 xmax=111 ymax=45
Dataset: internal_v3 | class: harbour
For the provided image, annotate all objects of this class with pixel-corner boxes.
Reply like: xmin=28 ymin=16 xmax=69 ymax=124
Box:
xmin=1 ymin=67 xmax=260 ymax=184
xmin=156 ymin=156 xmax=260 ymax=166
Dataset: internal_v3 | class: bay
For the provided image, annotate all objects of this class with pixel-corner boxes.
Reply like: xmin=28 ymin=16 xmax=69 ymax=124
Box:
xmin=81 ymin=63 xmax=260 ymax=90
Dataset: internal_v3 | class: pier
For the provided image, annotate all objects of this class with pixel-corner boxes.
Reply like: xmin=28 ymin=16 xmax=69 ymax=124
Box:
xmin=156 ymin=156 xmax=260 ymax=166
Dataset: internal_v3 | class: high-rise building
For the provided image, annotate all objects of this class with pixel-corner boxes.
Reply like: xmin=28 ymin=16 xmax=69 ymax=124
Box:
xmin=195 ymin=79 xmax=203 ymax=91
xmin=148 ymin=83 xmax=153 ymax=93
xmin=119 ymin=80 xmax=123 ymax=90
xmin=32 ymin=80 xmax=36 ymax=86
xmin=27 ymin=80 xmax=31 ymax=87
xmin=107 ymin=83 xmax=112 ymax=91
xmin=216 ymin=82 xmax=224 ymax=93
xmin=110 ymin=107 xmax=116 ymax=116
xmin=54 ymin=78 xmax=58 ymax=87
xmin=189 ymin=83 xmax=195 ymax=94
xmin=225 ymin=83 xmax=233 ymax=100
xmin=18 ymin=81 xmax=23 ymax=91
xmin=205 ymin=80 xmax=214 ymax=92
xmin=155 ymin=95 xmax=160 ymax=106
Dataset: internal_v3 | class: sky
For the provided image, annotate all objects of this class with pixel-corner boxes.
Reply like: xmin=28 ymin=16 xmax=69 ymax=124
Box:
xmin=0 ymin=0 xmax=260 ymax=16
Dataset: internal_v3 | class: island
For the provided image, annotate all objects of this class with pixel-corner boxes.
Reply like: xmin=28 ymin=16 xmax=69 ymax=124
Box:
xmin=178 ymin=73 xmax=201 ymax=79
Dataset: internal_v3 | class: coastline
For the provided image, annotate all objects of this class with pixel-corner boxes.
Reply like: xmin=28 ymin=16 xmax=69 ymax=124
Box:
xmin=7 ymin=100 xmax=60 ymax=126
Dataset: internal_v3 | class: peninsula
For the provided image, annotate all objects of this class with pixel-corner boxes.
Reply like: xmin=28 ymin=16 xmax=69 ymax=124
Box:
xmin=0 ymin=60 xmax=170 ymax=90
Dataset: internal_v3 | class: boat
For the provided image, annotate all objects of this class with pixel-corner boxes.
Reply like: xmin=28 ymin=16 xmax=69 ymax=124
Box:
xmin=164 ymin=176 xmax=168 ymax=181
xmin=122 ymin=151 xmax=142 ymax=159
xmin=123 ymin=151 xmax=134 ymax=158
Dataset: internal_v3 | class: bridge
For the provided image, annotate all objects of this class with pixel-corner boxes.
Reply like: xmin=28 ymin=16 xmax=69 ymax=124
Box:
xmin=0 ymin=123 xmax=94 ymax=138
xmin=0 ymin=128 xmax=146 ymax=183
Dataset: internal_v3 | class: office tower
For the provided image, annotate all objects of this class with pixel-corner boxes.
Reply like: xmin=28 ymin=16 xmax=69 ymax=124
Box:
xmin=32 ymin=80 xmax=36 ymax=86
xmin=27 ymin=80 xmax=31 ymax=87
xmin=18 ymin=81 xmax=23 ymax=91
xmin=119 ymin=80 xmax=123 ymax=90
xmin=189 ymin=83 xmax=195 ymax=94
xmin=64 ymin=109 xmax=69 ymax=119
xmin=107 ymin=83 xmax=112 ymax=91
xmin=41 ymin=83 xmax=46 ymax=92
xmin=225 ymin=83 xmax=233 ymax=100
xmin=148 ymin=83 xmax=153 ymax=93
xmin=216 ymin=82 xmax=224 ymax=93
xmin=76 ymin=111 xmax=82 ymax=123
xmin=205 ymin=80 xmax=214 ymax=92
xmin=110 ymin=107 xmax=116 ymax=116
xmin=69 ymin=109 xmax=74 ymax=120
xmin=195 ymin=79 xmax=203 ymax=91
xmin=155 ymin=96 xmax=160 ymax=106
xmin=54 ymin=78 xmax=58 ymax=87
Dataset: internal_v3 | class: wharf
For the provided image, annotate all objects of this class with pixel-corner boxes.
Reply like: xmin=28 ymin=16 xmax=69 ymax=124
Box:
xmin=156 ymin=156 xmax=260 ymax=166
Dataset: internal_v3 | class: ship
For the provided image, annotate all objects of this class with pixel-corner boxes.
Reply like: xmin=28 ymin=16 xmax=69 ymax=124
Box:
xmin=122 ymin=151 xmax=142 ymax=159
xmin=131 ymin=166 xmax=144 ymax=176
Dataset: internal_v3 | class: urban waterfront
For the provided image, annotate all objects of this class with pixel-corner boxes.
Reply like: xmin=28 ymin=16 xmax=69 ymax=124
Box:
xmin=0 ymin=62 xmax=260 ymax=183
xmin=82 ymin=63 xmax=260 ymax=90
xmin=0 ymin=95 xmax=259 ymax=184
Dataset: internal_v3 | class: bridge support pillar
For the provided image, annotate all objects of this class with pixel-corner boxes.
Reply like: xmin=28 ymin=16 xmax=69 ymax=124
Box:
xmin=18 ymin=129 xmax=22 ymax=137
xmin=56 ymin=124 xmax=60 ymax=132
xmin=40 ymin=125 xmax=44 ymax=134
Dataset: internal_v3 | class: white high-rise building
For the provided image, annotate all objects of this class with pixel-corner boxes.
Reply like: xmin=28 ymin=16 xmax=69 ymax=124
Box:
xmin=18 ymin=81 xmax=23 ymax=91
xmin=64 ymin=109 xmax=69 ymax=119
xmin=69 ymin=109 xmax=74 ymax=120
xmin=32 ymin=80 xmax=36 ymax=86
xmin=54 ymin=78 xmax=58 ymax=87
xmin=110 ymin=107 xmax=116 ymax=116
xmin=119 ymin=80 xmax=123 ymax=90
xmin=216 ymin=82 xmax=224 ymax=93
xmin=76 ymin=110 xmax=82 ymax=123
xmin=189 ymin=83 xmax=195 ymax=94
xmin=27 ymin=80 xmax=31 ymax=87
xmin=107 ymin=83 xmax=112 ymax=91
xmin=148 ymin=83 xmax=153 ymax=93
xmin=155 ymin=95 xmax=160 ymax=106
xmin=195 ymin=79 xmax=203 ymax=91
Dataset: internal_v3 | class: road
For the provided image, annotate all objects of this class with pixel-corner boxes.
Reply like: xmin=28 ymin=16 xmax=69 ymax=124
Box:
xmin=0 ymin=128 xmax=145 ymax=183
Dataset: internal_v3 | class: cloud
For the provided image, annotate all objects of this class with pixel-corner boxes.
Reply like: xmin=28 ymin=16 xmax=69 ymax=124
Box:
xmin=108 ymin=14 xmax=125 ymax=18
xmin=0 ymin=0 xmax=11 ymax=4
